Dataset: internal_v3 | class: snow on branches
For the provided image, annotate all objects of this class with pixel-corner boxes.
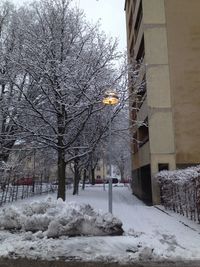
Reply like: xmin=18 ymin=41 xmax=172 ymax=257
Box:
xmin=0 ymin=0 xmax=132 ymax=201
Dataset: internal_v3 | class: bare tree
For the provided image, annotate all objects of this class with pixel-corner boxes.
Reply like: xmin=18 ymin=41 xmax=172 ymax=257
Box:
xmin=7 ymin=0 xmax=127 ymax=201
xmin=0 ymin=0 xmax=143 ymax=201
xmin=0 ymin=1 xmax=28 ymax=165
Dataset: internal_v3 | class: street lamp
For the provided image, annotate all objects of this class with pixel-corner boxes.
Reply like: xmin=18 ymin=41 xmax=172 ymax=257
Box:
xmin=102 ymin=90 xmax=119 ymax=214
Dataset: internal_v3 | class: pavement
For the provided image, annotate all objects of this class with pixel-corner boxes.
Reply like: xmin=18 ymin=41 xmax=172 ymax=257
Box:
xmin=1 ymin=259 xmax=200 ymax=267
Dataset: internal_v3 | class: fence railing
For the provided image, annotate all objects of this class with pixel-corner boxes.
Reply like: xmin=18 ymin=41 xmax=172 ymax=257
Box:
xmin=0 ymin=180 xmax=58 ymax=206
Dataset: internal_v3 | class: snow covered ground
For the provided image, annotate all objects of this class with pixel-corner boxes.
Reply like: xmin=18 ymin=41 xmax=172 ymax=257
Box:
xmin=0 ymin=185 xmax=200 ymax=263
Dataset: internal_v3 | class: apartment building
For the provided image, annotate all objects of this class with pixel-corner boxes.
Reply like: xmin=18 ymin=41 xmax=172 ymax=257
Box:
xmin=125 ymin=0 xmax=200 ymax=204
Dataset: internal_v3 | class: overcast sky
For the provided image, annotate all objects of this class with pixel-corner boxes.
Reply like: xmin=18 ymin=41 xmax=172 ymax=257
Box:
xmin=10 ymin=0 xmax=127 ymax=53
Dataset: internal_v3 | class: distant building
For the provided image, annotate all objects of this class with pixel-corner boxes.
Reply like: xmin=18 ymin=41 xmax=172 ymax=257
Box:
xmin=95 ymin=159 xmax=121 ymax=182
xmin=124 ymin=0 xmax=200 ymax=204
xmin=7 ymin=144 xmax=58 ymax=182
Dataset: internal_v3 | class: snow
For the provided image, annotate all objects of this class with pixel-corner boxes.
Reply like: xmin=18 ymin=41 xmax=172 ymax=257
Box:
xmin=0 ymin=198 xmax=123 ymax=237
xmin=155 ymin=166 xmax=200 ymax=224
xmin=155 ymin=165 xmax=200 ymax=184
xmin=0 ymin=185 xmax=200 ymax=263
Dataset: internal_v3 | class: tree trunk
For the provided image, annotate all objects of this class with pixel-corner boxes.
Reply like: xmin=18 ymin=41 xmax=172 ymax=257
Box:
xmin=56 ymin=100 xmax=66 ymax=200
xmin=73 ymin=161 xmax=79 ymax=195
xmin=0 ymin=83 xmax=17 ymax=163
xmin=82 ymin=169 xmax=87 ymax=190
xmin=120 ymin=166 xmax=125 ymax=182
xmin=57 ymin=149 xmax=66 ymax=200
xmin=91 ymin=167 xmax=95 ymax=185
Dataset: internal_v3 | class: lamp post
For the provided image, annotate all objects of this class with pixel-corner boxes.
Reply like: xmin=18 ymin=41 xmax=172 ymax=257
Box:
xmin=102 ymin=90 xmax=119 ymax=214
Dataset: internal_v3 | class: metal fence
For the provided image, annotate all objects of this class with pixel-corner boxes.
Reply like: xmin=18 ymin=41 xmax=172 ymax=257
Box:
xmin=0 ymin=178 xmax=58 ymax=206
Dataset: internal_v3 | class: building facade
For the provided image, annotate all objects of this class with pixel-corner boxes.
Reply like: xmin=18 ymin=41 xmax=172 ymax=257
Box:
xmin=95 ymin=159 xmax=121 ymax=183
xmin=125 ymin=0 xmax=200 ymax=204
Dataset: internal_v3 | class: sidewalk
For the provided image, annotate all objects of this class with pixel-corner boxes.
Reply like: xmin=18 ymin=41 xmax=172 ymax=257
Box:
xmin=155 ymin=205 xmax=200 ymax=234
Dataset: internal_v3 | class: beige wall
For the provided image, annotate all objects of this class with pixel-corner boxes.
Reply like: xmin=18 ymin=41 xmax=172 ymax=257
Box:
xmin=146 ymin=66 xmax=171 ymax=108
xmin=142 ymin=0 xmax=176 ymax=203
xmin=142 ymin=0 xmax=166 ymax=25
xmin=165 ymin=0 xmax=200 ymax=164
xmin=126 ymin=0 xmax=200 ymax=204
xmin=148 ymin=111 xmax=175 ymax=154
xmin=143 ymin=1 xmax=175 ymax=158
xmin=95 ymin=159 xmax=106 ymax=180
xmin=144 ymin=27 xmax=168 ymax=65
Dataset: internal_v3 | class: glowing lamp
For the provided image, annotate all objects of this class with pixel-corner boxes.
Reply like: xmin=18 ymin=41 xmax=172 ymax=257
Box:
xmin=102 ymin=91 xmax=119 ymax=105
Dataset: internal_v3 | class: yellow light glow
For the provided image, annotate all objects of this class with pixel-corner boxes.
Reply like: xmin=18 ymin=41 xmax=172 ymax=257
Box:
xmin=102 ymin=92 xmax=119 ymax=105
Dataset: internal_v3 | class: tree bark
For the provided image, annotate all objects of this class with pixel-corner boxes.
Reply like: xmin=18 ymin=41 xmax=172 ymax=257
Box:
xmin=57 ymin=148 xmax=66 ymax=200
xmin=56 ymin=100 xmax=66 ymax=200
xmin=91 ymin=167 xmax=95 ymax=185
xmin=120 ymin=166 xmax=125 ymax=182
xmin=73 ymin=161 xmax=79 ymax=195
xmin=82 ymin=168 xmax=87 ymax=190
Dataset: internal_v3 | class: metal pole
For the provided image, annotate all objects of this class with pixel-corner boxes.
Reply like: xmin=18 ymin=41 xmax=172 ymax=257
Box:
xmin=32 ymin=148 xmax=35 ymax=193
xmin=108 ymin=105 xmax=112 ymax=213
xmin=103 ymin=155 xmax=106 ymax=191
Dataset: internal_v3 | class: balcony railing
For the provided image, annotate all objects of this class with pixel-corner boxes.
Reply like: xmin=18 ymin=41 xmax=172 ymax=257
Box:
xmin=134 ymin=1 xmax=143 ymax=41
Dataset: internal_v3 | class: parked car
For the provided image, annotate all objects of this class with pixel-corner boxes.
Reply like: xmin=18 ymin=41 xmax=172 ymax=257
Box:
xmin=12 ymin=178 xmax=34 ymax=186
xmin=106 ymin=178 xmax=119 ymax=184
xmin=66 ymin=178 xmax=73 ymax=185
xmin=121 ymin=178 xmax=130 ymax=184
xmin=52 ymin=180 xmax=58 ymax=185
xmin=95 ymin=179 xmax=104 ymax=184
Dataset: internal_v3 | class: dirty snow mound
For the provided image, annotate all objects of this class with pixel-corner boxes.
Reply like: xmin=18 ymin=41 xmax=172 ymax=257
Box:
xmin=0 ymin=198 xmax=123 ymax=238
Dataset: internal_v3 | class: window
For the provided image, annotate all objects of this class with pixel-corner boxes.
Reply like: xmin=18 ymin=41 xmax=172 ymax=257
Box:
xmin=96 ymin=165 xmax=101 ymax=171
xmin=158 ymin=163 xmax=169 ymax=172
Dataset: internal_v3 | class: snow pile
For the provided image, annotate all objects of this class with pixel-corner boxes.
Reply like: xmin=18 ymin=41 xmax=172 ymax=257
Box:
xmin=0 ymin=198 xmax=124 ymax=238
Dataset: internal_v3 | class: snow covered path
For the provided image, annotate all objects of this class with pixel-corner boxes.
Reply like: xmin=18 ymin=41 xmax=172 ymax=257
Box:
xmin=0 ymin=185 xmax=200 ymax=263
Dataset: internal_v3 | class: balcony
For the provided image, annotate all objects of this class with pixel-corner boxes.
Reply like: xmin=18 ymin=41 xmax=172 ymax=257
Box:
xmin=128 ymin=9 xmax=133 ymax=38
xmin=137 ymin=94 xmax=148 ymax=122
xmin=138 ymin=141 xmax=150 ymax=167
xmin=134 ymin=1 xmax=143 ymax=41
xmin=138 ymin=121 xmax=149 ymax=148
